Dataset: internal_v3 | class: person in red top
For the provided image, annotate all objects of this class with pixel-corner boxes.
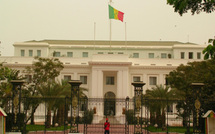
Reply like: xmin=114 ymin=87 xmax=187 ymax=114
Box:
xmin=104 ymin=118 xmax=110 ymax=134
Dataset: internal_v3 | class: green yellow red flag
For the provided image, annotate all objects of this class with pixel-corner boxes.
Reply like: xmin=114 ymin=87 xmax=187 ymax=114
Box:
xmin=109 ymin=5 xmax=124 ymax=22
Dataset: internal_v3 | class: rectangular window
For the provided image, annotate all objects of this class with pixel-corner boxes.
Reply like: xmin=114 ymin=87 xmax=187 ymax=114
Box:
xmin=54 ymin=52 xmax=61 ymax=57
xmin=149 ymin=77 xmax=157 ymax=85
xmin=118 ymin=52 xmax=124 ymax=54
xmin=80 ymin=76 xmax=87 ymax=84
xmin=148 ymin=53 xmax=154 ymax=58
xmin=37 ymin=50 xmax=41 ymax=57
xmin=106 ymin=76 xmax=114 ymax=85
xmin=181 ymin=52 xmax=185 ymax=59
xmin=165 ymin=75 xmax=169 ymax=85
xmin=133 ymin=76 xmax=141 ymax=82
xmin=197 ymin=52 xmax=201 ymax=59
xmin=25 ymin=75 xmax=32 ymax=83
xmin=29 ymin=50 xmax=33 ymax=57
xmin=161 ymin=53 xmax=167 ymax=59
xmin=98 ymin=52 xmax=104 ymax=54
xmin=67 ymin=52 xmax=73 ymax=57
xmin=167 ymin=104 xmax=173 ymax=113
xmin=189 ymin=52 xmax=193 ymax=59
xmin=64 ymin=75 xmax=71 ymax=81
xmin=21 ymin=50 xmax=25 ymax=57
xmin=133 ymin=53 xmax=139 ymax=58
xmin=82 ymin=52 xmax=88 ymax=57
xmin=108 ymin=52 xmax=113 ymax=54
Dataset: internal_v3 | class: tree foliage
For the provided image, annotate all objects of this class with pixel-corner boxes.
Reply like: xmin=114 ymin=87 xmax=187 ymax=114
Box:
xmin=25 ymin=57 xmax=64 ymax=124
xmin=167 ymin=0 xmax=215 ymax=15
xmin=26 ymin=57 xmax=64 ymax=84
xmin=0 ymin=65 xmax=24 ymax=98
xmin=144 ymin=85 xmax=177 ymax=128
xmin=203 ymin=39 xmax=215 ymax=60
xmin=167 ymin=60 xmax=215 ymax=120
xmin=168 ymin=60 xmax=215 ymax=99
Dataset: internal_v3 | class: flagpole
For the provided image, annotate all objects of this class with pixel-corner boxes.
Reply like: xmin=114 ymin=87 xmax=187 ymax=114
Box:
xmin=109 ymin=0 xmax=112 ymax=51
xmin=94 ymin=22 xmax=96 ymax=50
xmin=125 ymin=22 xmax=127 ymax=50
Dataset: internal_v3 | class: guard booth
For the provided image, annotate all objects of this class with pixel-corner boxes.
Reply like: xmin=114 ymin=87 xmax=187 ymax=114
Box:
xmin=203 ymin=110 xmax=215 ymax=134
xmin=0 ymin=107 xmax=7 ymax=134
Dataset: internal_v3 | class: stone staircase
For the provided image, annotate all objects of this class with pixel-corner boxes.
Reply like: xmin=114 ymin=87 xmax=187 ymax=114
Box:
xmin=99 ymin=116 xmax=120 ymax=124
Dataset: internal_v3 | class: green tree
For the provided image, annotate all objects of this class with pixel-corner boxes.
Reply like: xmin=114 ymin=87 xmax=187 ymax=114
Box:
xmin=0 ymin=66 xmax=25 ymax=112
xmin=167 ymin=60 xmax=215 ymax=126
xmin=168 ymin=60 xmax=215 ymax=100
xmin=25 ymin=57 xmax=64 ymax=124
xmin=144 ymin=85 xmax=177 ymax=128
xmin=167 ymin=0 xmax=215 ymax=16
xmin=203 ymin=39 xmax=215 ymax=60
xmin=26 ymin=57 xmax=64 ymax=84
xmin=37 ymin=79 xmax=88 ymax=127
xmin=37 ymin=81 xmax=66 ymax=128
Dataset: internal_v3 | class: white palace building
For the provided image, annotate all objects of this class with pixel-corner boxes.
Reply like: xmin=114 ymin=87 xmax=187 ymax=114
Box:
xmin=0 ymin=40 xmax=206 ymax=124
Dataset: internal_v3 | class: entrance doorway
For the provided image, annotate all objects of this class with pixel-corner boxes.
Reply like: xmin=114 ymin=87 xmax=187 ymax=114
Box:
xmin=104 ymin=92 xmax=116 ymax=116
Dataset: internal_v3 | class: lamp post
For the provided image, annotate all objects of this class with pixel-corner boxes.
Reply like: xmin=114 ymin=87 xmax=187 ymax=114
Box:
xmin=10 ymin=80 xmax=25 ymax=132
xmin=68 ymin=80 xmax=82 ymax=133
xmin=132 ymin=81 xmax=145 ymax=134
xmin=191 ymin=83 xmax=204 ymax=134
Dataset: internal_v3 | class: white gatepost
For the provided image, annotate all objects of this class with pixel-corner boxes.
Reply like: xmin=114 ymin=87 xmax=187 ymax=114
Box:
xmin=0 ymin=107 xmax=7 ymax=134
xmin=203 ymin=110 xmax=215 ymax=134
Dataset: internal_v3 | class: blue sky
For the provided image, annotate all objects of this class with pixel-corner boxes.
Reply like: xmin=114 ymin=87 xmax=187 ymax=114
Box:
xmin=0 ymin=0 xmax=215 ymax=56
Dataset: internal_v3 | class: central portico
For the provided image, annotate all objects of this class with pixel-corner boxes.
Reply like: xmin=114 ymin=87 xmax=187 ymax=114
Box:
xmin=90 ymin=65 xmax=131 ymax=98
xmin=88 ymin=55 xmax=132 ymax=121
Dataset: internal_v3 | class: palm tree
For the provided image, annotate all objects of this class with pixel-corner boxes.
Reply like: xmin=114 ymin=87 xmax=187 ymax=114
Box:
xmin=144 ymin=85 xmax=177 ymax=128
xmin=0 ymin=66 xmax=25 ymax=112
xmin=203 ymin=39 xmax=215 ymax=60
xmin=37 ymin=81 xmax=65 ymax=128
xmin=37 ymin=80 xmax=88 ymax=127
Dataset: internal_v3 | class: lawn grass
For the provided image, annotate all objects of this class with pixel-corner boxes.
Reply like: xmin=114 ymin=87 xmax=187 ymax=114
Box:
xmin=145 ymin=126 xmax=193 ymax=133
xmin=26 ymin=125 xmax=70 ymax=131
xmin=26 ymin=124 xmax=193 ymax=133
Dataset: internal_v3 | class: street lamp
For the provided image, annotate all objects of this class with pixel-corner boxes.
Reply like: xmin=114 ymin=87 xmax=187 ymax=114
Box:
xmin=10 ymin=80 xmax=25 ymax=132
xmin=132 ymin=81 xmax=145 ymax=134
xmin=68 ymin=80 xmax=82 ymax=133
xmin=191 ymin=83 xmax=204 ymax=133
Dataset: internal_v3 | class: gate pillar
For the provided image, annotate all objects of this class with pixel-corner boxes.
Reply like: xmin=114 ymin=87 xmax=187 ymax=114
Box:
xmin=10 ymin=80 xmax=25 ymax=132
xmin=68 ymin=80 xmax=82 ymax=133
xmin=132 ymin=81 xmax=145 ymax=134
xmin=191 ymin=83 xmax=204 ymax=134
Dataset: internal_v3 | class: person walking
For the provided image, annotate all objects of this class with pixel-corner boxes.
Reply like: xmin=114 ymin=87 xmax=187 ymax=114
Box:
xmin=104 ymin=118 xmax=110 ymax=134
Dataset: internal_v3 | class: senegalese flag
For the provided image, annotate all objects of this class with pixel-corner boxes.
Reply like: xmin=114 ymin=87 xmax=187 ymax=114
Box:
xmin=109 ymin=5 xmax=124 ymax=22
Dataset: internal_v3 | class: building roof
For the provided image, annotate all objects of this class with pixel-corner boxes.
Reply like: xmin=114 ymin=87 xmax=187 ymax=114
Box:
xmin=25 ymin=40 xmax=197 ymax=46
xmin=203 ymin=110 xmax=215 ymax=118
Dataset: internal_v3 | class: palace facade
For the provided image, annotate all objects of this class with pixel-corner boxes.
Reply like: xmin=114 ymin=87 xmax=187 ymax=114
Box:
xmin=0 ymin=40 xmax=206 ymax=123
xmin=3 ymin=40 xmax=205 ymax=97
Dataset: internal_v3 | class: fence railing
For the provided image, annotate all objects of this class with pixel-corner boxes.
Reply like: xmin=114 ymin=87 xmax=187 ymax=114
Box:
xmin=0 ymin=97 xmax=214 ymax=134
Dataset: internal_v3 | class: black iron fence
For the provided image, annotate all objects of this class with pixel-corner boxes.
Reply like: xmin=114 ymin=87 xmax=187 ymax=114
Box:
xmin=0 ymin=97 xmax=215 ymax=134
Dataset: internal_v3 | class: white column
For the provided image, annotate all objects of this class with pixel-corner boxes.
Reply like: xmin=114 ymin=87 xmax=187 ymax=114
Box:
xmin=122 ymin=69 xmax=129 ymax=97
xmin=159 ymin=74 xmax=163 ymax=85
xmin=97 ymin=70 xmax=103 ymax=98
xmin=117 ymin=70 xmax=123 ymax=98
xmin=143 ymin=74 xmax=147 ymax=94
xmin=115 ymin=70 xmax=122 ymax=116
xmin=91 ymin=70 xmax=98 ymax=98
